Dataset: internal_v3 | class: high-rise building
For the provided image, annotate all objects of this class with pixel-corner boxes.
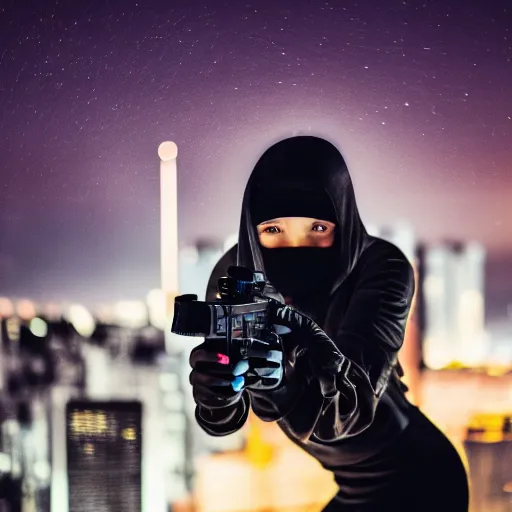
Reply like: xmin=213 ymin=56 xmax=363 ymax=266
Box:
xmin=371 ymin=221 xmax=417 ymax=265
xmin=422 ymin=241 xmax=488 ymax=369
xmin=179 ymin=239 xmax=224 ymax=302
xmin=65 ymin=400 xmax=143 ymax=512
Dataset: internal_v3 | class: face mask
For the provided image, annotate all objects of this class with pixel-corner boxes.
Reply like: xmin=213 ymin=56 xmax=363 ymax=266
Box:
xmin=260 ymin=246 xmax=338 ymax=301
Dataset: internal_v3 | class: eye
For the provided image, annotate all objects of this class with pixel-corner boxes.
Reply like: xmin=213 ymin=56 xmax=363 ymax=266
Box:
xmin=262 ymin=226 xmax=281 ymax=234
xmin=312 ymin=224 xmax=329 ymax=233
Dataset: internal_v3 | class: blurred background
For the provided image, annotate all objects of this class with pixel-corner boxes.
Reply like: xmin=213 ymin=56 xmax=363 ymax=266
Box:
xmin=0 ymin=0 xmax=511 ymax=511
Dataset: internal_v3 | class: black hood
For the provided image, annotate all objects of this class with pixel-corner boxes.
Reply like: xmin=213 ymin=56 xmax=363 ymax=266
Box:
xmin=237 ymin=135 xmax=370 ymax=294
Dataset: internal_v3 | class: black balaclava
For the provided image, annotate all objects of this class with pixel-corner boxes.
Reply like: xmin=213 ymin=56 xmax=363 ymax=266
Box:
xmin=236 ymin=135 xmax=371 ymax=320
xmin=250 ymin=182 xmax=339 ymax=303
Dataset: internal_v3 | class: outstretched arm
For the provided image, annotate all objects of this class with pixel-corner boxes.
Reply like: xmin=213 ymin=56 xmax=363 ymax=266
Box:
xmin=256 ymin=243 xmax=415 ymax=441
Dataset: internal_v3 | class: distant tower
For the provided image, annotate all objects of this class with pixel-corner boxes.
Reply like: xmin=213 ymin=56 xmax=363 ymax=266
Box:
xmin=422 ymin=241 xmax=487 ymax=368
xmin=379 ymin=221 xmax=416 ymax=263
xmin=65 ymin=400 xmax=143 ymax=512
xmin=178 ymin=239 xmax=224 ymax=301
xmin=456 ymin=242 xmax=487 ymax=365
xmin=158 ymin=141 xmax=180 ymax=343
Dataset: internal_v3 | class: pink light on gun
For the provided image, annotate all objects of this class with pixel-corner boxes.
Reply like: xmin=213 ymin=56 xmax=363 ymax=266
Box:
xmin=217 ymin=353 xmax=230 ymax=365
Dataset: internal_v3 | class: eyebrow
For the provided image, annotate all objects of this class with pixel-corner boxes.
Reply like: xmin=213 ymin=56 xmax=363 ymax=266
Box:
xmin=258 ymin=218 xmax=282 ymax=226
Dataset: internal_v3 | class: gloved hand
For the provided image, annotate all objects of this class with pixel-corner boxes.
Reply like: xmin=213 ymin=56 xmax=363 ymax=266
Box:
xmin=231 ymin=332 xmax=284 ymax=392
xmin=268 ymin=300 xmax=347 ymax=398
xmin=189 ymin=336 xmax=284 ymax=409
xmin=189 ymin=343 xmax=243 ymax=410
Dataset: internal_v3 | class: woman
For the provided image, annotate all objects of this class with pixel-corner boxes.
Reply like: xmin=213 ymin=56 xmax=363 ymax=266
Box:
xmin=190 ymin=136 xmax=469 ymax=511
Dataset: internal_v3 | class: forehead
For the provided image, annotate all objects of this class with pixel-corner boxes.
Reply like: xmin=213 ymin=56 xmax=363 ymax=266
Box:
xmin=258 ymin=217 xmax=336 ymax=225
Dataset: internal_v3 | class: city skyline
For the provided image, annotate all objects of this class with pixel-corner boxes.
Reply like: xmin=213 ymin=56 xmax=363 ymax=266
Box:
xmin=0 ymin=222 xmax=508 ymax=313
xmin=6 ymin=229 xmax=510 ymax=370
xmin=0 ymin=226 xmax=499 ymax=312
xmin=0 ymin=0 xmax=510 ymax=310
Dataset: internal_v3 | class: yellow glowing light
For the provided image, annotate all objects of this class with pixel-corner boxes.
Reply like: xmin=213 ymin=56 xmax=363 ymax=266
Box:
xmin=486 ymin=366 xmax=509 ymax=377
xmin=443 ymin=361 xmax=468 ymax=370
xmin=245 ymin=415 xmax=274 ymax=468
xmin=466 ymin=412 xmax=512 ymax=444
xmin=121 ymin=427 xmax=136 ymax=441
xmin=83 ymin=443 xmax=95 ymax=455
xmin=6 ymin=317 xmax=20 ymax=342
xmin=70 ymin=410 xmax=110 ymax=435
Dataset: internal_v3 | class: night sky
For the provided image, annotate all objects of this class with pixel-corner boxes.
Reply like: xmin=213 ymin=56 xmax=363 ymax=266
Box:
xmin=0 ymin=0 xmax=511 ymax=311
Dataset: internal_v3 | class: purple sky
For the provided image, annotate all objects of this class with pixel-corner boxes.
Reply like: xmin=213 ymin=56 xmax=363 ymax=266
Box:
xmin=0 ymin=0 xmax=510 ymax=310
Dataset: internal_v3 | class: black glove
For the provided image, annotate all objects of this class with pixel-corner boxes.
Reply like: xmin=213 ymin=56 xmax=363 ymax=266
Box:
xmin=189 ymin=343 xmax=243 ymax=410
xmin=231 ymin=332 xmax=284 ymax=392
xmin=189 ymin=336 xmax=284 ymax=409
xmin=268 ymin=300 xmax=347 ymax=398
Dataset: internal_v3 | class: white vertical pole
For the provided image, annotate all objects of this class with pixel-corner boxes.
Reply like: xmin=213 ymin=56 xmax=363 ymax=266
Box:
xmin=142 ymin=141 xmax=181 ymax=512
xmin=158 ymin=141 xmax=180 ymax=323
